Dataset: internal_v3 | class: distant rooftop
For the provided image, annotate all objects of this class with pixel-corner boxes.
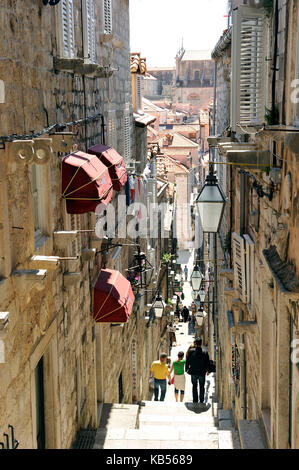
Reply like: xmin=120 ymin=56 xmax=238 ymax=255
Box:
xmin=181 ymin=50 xmax=212 ymax=61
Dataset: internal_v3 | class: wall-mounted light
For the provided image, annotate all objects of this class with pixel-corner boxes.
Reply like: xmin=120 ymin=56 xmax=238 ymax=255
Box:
xmin=190 ymin=264 xmax=203 ymax=292
xmin=152 ymin=294 xmax=165 ymax=318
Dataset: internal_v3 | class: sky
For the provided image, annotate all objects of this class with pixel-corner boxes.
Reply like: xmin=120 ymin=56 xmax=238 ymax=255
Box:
xmin=129 ymin=0 xmax=228 ymax=68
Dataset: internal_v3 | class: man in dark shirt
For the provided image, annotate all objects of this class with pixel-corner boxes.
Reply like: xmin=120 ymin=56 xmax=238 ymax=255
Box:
xmin=186 ymin=338 xmax=210 ymax=405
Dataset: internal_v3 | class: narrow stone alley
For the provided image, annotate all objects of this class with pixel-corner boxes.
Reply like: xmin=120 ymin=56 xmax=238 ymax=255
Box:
xmin=94 ymin=271 xmax=241 ymax=450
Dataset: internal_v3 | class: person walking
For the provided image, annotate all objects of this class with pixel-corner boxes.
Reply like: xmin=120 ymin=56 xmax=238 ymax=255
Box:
xmin=186 ymin=338 xmax=210 ymax=406
xmin=184 ymin=265 xmax=188 ymax=281
xmin=150 ymin=353 xmax=171 ymax=401
xmin=182 ymin=306 xmax=189 ymax=323
xmin=169 ymin=351 xmax=186 ymax=402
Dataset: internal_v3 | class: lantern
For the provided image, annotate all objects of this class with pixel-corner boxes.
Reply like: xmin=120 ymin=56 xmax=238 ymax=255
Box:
xmin=195 ymin=170 xmax=226 ymax=233
xmin=190 ymin=265 xmax=203 ymax=292
xmin=199 ymin=288 xmax=206 ymax=303
xmin=152 ymin=294 xmax=165 ymax=318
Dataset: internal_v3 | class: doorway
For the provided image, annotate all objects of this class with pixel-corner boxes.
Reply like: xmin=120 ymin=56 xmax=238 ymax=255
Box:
xmin=35 ymin=356 xmax=45 ymax=449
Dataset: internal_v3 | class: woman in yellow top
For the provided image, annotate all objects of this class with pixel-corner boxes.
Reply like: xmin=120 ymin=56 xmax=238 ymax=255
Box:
xmin=150 ymin=353 xmax=171 ymax=401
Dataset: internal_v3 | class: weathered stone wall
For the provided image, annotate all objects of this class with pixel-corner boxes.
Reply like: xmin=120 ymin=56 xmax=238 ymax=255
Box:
xmin=0 ymin=0 xmax=138 ymax=449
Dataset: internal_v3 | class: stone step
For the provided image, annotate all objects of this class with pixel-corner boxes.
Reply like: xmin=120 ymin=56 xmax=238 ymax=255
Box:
xmin=139 ymin=414 xmax=218 ymax=427
xmin=94 ymin=438 xmax=220 ymax=450
xmin=238 ymin=419 xmax=268 ymax=449
xmin=98 ymin=403 xmax=139 ymax=430
xmin=218 ymin=430 xmax=241 ymax=449
xmin=137 ymin=423 xmax=219 ymax=433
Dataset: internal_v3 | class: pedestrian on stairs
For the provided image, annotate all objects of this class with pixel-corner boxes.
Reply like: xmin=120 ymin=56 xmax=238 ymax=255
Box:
xmin=150 ymin=353 xmax=171 ymax=401
xmin=169 ymin=351 xmax=186 ymax=402
xmin=186 ymin=338 xmax=210 ymax=407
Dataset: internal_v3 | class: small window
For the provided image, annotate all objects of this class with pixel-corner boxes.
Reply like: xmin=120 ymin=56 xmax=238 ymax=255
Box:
xmin=194 ymin=71 xmax=200 ymax=80
xmin=103 ymin=0 xmax=112 ymax=34
xmin=83 ymin=0 xmax=96 ymax=63
xmin=57 ymin=0 xmax=75 ymax=59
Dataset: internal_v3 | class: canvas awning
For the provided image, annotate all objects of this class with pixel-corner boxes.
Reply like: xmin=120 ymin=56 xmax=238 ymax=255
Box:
xmin=61 ymin=151 xmax=113 ymax=214
xmin=93 ymin=269 xmax=135 ymax=323
xmin=88 ymin=144 xmax=127 ymax=191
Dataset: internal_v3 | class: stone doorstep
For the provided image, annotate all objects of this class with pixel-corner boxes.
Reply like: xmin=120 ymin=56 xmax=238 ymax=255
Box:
xmin=218 ymin=419 xmax=234 ymax=430
xmin=238 ymin=420 xmax=268 ymax=449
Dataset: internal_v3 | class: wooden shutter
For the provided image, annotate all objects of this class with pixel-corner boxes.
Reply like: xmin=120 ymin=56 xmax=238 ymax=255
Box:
xmin=60 ymin=0 xmax=75 ymax=59
xmin=107 ymin=109 xmax=117 ymax=148
xmin=135 ymin=75 xmax=143 ymax=113
xmin=103 ymin=0 xmax=112 ymax=34
xmin=231 ymin=5 xmax=267 ymax=132
xmin=123 ymin=113 xmax=131 ymax=162
xmin=232 ymin=232 xmax=247 ymax=302
xmin=244 ymin=234 xmax=255 ymax=312
xmin=83 ymin=0 xmax=96 ymax=63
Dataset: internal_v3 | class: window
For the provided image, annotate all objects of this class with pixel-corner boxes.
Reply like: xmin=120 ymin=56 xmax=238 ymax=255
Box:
xmin=194 ymin=71 xmax=200 ymax=80
xmin=31 ymin=164 xmax=48 ymax=248
xmin=103 ymin=0 xmax=112 ymax=34
xmin=83 ymin=0 xmax=96 ymax=63
xmin=231 ymin=5 xmax=267 ymax=133
xmin=57 ymin=0 xmax=75 ymax=59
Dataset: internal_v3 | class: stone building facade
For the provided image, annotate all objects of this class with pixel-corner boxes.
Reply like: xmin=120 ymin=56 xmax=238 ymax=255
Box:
xmin=208 ymin=0 xmax=299 ymax=449
xmin=0 ymin=0 xmax=172 ymax=449
xmin=173 ymin=48 xmax=214 ymax=109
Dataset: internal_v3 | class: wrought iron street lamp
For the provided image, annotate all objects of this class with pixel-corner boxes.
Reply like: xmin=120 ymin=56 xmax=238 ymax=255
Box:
xmin=199 ymin=288 xmax=206 ymax=303
xmin=190 ymin=264 xmax=203 ymax=292
xmin=152 ymin=294 xmax=165 ymax=318
xmin=196 ymin=167 xmax=226 ymax=233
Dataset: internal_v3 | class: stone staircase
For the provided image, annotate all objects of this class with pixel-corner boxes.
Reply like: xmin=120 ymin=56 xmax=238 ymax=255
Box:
xmin=94 ymin=401 xmax=241 ymax=449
